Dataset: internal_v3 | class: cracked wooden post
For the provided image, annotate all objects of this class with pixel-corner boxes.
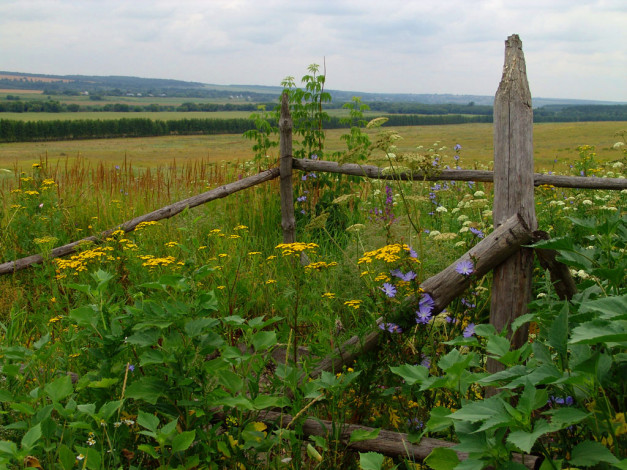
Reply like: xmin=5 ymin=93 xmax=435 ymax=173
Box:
xmin=490 ymin=35 xmax=537 ymax=369
xmin=279 ymin=91 xmax=296 ymax=244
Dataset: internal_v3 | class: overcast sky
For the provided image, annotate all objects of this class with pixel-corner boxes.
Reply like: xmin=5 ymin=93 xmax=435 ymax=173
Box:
xmin=1 ymin=0 xmax=626 ymax=101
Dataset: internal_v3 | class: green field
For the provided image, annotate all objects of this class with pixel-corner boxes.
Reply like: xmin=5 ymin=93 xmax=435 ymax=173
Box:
xmin=0 ymin=121 xmax=624 ymax=172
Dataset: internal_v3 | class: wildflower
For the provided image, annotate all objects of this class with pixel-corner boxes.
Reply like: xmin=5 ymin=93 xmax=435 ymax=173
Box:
xmin=416 ymin=305 xmax=432 ymax=324
xmin=165 ymin=241 xmax=179 ymax=248
xmin=379 ymin=322 xmax=402 ymax=333
xmin=380 ymin=282 xmax=397 ymax=298
xmin=32 ymin=163 xmax=41 ymax=168
xmin=463 ymin=323 xmax=476 ymax=338
xmin=297 ymin=195 xmax=307 ymax=202
xmin=265 ymin=279 xmax=277 ymax=285
xmin=344 ymin=300 xmax=362 ymax=310
xmin=469 ymin=227 xmax=484 ymax=238
xmin=322 ymin=292 xmax=335 ymax=299
xmin=391 ymin=269 xmax=416 ymax=282
xmin=48 ymin=316 xmax=63 ymax=324
xmin=435 ymin=206 xmax=448 ymax=213
xmin=454 ymin=144 xmax=462 ymax=151
xmin=128 ymin=364 xmax=135 ymax=372
xmin=77 ymin=454 xmax=85 ymax=461
xmin=455 ymin=260 xmax=474 ymax=276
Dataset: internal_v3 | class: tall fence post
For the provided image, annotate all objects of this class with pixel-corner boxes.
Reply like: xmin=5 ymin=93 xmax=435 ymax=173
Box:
xmin=279 ymin=92 xmax=296 ymax=243
xmin=490 ymin=35 xmax=537 ymax=364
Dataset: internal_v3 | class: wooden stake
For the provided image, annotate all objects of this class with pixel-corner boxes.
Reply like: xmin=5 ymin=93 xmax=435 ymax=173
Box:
xmin=490 ymin=35 xmax=537 ymax=358
xmin=279 ymin=92 xmax=296 ymax=244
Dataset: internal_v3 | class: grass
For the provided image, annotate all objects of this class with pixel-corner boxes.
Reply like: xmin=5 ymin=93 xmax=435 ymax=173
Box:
xmin=0 ymin=121 xmax=624 ymax=172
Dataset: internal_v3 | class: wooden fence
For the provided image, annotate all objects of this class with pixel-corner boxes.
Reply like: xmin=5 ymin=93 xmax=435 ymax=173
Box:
xmin=1 ymin=34 xmax=626 ymax=465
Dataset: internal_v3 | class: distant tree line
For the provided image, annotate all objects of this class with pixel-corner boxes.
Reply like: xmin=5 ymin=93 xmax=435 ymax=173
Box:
xmin=0 ymin=114 xmax=493 ymax=142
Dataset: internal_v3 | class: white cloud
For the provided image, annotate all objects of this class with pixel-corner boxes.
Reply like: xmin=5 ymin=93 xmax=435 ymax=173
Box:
xmin=0 ymin=0 xmax=625 ymax=100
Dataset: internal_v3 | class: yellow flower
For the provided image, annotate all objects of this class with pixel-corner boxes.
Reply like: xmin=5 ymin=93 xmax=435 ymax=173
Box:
xmin=322 ymin=292 xmax=335 ymax=299
xmin=69 ymin=353 xmax=81 ymax=358
xmin=248 ymin=251 xmax=261 ymax=256
xmin=266 ymin=279 xmax=277 ymax=285
xmin=48 ymin=316 xmax=63 ymax=324
xmin=344 ymin=300 xmax=362 ymax=310
xmin=165 ymin=241 xmax=179 ymax=248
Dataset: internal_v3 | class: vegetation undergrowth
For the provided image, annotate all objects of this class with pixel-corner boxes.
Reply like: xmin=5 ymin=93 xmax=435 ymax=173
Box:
xmin=0 ymin=67 xmax=626 ymax=469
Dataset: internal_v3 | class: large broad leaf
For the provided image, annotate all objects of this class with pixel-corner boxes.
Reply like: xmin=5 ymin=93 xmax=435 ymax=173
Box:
xmin=390 ymin=364 xmax=429 ymax=386
xmin=507 ymin=419 xmax=552 ymax=454
xmin=425 ymin=407 xmax=454 ymax=433
xmin=21 ymin=423 xmax=42 ymax=450
xmin=184 ymin=318 xmax=219 ymax=338
xmin=529 ymin=236 xmax=575 ymax=251
xmin=171 ymin=430 xmax=195 ymax=453
xmin=252 ymin=395 xmax=290 ymax=410
xmin=577 ymin=295 xmax=627 ymax=320
xmin=542 ymin=407 xmax=590 ymax=430
xmin=437 ymin=349 xmax=476 ymax=375
xmin=450 ymin=396 xmax=505 ymax=423
xmin=44 ymin=375 xmax=73 ymax=403
xmin=359 ymin=452 xmax=384 ymax=470
xmin=125 ymin=377 xmax=168 ymax=405
xmin=570 ymin=319 xmax=627 ymax=344
xmin=217 ymin=369 xmax=243 ymax=393
xmin=137 ymin=410 xmax=160 ymax=434
xmin=252 ymin=330 xmax=277 ymax=352
xmin=424 ymin=447 xmax=460 ymax=470
xmin=547 ymin=303 xmax=569 ymax=356
xmin=69 ymin=305 xmax=99 ymax=329
xmin=569 ymin=440 xmax=619 ymax=466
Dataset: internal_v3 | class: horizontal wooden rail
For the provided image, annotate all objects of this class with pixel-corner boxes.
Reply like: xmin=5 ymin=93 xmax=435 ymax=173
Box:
xmin=293 ymin=158 xmax=627 ymax=190
xmin=310 ymin=213 xmax=532 ymax=378
xmin=0 ymin=168 xmax=280 ymax=275
xmin=244 ymin=410 xmax=539 ymax=468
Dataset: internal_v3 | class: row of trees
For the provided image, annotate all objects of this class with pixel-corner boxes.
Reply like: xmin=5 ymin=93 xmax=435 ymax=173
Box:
xmin=0 ymin=113 xmax=494 ymax=142
xmin=0 ymin=99 xmax=264 ymax=114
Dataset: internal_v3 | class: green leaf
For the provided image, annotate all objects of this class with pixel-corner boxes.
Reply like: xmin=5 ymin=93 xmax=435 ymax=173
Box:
xmin=547 ymin=302 xmax=568 ymax=356
xmin=0 ymin=440 xmax=17 ymax=457
xmin=390 ymin=364 xmax=429 ymax=385
xmin=87 ymin=377 xmax=119 ymax=389
xmin=511 ymin=313 xmax=536 ymax=334
xmin=124 ymin=329 xmax=160 ymax=347
xmin=21 ymin=422 xmax=42 ymax=450
xmin=98 ymin=400 xmax=123 ymax=420
xmin=426 ymin=407 xmax=454 ymax=432
xmin=58 ymin=444 xmax=75 ymax=470
xmin=0 ymin=390 xmax=13 ymax=403
xmin=359 ymin=451 xmax=385 ymax=470
xmin=44 ymin=375 xmax=73 ymax=402
xmin=184 ymin=318 xmax=219 ymax=337
xmin=218 ymin=369 xmax=243 ymax=393
xmin=140 ymin=349 xmax=166 ymax=366
xmin=507 ymin=419 xmax=552 ymax=454
xmin=69 ymin=305 xmax=99 ymax=328
xmin=424 ymin=447 xmax=460 ymax=470
xmin=542 ymin=407 xmax=590 ymax=430
xmin=33 ymin=333 xmax=50 ymax=350
xmin=570 ymin=319 xmax=627 ymax=344
xmin=349 ymin=428 xmax=380 ymax=443
xmin=438 ymin=348 xmax=475 ymax=375
xmin=125 ymin=377 xmax=168 ymax=405
xmin=171 ymin=430 xmax=195 ymax=453
xmin=450 ymin=396 xmax=504 ymax=423
xmin=137 ymin=410 xmax=160 ymax=433
xmin=137 ymin=444 xmax=160 ymax=458
xmin=485 ymin=335 xmax=511 ymax=358
xmin=578 ymin=294 xmax=627 ymax=320
xmin=252 ymin=330 xmax=277 ymax=352
xmin=569 ymin=440 xmax=619 ymax=466
xmin=74 ymin=446 xmax=101 ymax=470
xmin=253 ymin=395 xmax=290 ymax=410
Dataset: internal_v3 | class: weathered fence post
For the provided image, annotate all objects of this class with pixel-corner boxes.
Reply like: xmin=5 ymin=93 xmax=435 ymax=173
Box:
xmin=490 ymin=35 xmax=537 ymax=363
xmin=279 ymin=92 xmax=296 ymax=243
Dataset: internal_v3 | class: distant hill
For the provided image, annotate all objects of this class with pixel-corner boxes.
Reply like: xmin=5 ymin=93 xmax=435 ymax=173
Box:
xmin=1 ymin=71 xmax=624 ymax=109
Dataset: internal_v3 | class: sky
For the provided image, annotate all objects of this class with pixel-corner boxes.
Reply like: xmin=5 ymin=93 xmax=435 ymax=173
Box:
xmin=1 ymin=0 xmax=626 ymax=102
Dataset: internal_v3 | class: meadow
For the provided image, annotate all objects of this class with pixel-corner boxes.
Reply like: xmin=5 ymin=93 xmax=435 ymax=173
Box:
xmin=0 ymin=99 xmax=625 ymax=469
xmin=0 ymin=121 xmax=623 ymax=172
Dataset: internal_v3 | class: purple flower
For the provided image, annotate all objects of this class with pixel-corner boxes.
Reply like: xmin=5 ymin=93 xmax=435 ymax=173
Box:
xmin=310 ymin=154 xmax=318 ymax=160
xmin=128 ymin=364 xmax=135 ymax=372
xmin=380 ymin=282 xmax=397 ymax=298
xmin=408 ymin=246 xmax=418 ymax=259
xmin=463 ymin=323 xmax=476 ymax=338
xmin=455 ymin=260 xmax=474 ymax=276
xmin=454 ymin=144 xmax=462 ymax=151
xmin=469 ymin=227 xmax=484 ymax=239
xmin=420 ymin=355 xmax=431 ymax=368
xmin=390 ymin=269 xmax=416 ymax=282
xmin=297 ymin=195 xmax=307 ymax=202
xmin=302 ymin=175 xmax=308 ymax=181
xmin=461 ymin=297 xmax=476 ymax=309
xmin=379 ymin=322 xmax=402 ymax=334
xmin=416 ymin=305 xmax=432 ymax=324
